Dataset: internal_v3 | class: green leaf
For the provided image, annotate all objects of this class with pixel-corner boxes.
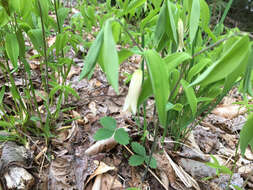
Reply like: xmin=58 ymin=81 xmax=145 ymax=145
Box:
xmin=5 ymin=33 xmax=19 ymax=69
xmin=189 ymin=0 xmax=200 ymax=44
xmin=232 ymin=185 xmax=243 ymax=190
xmin=131 ymin=142 xmax=146 ymax=156
xmin=114 ymin=128 xmax=129 ymax=145
xmin=64 ymin=85 xmax=80 ymax=99
xmin=0 ymin=121 xmax=12 ymax=127
xmin=27 ymin=29 xmax=43 ymax=53
xmin=49 ymin=85 xmax=62 ymax=99
xmin=93 ymin=128 xmax=114 ymax=140
xmin=210 ymin=155 xmax=219 ymax=165
xmin=138 ymin=77 xmax=152 ymax=106
xmin=129 ymin=155 xmax=145 ymax=166
xmin=55 ymin=33 xmax=68 ymax=56
xmin=57 ymin=7 xmax=69 ymax=31
xmin=191 ymin=36 xmax=250 ymax=86
xmin=79 ymin=29 xmax=104 ymax=80
xmin=125 ymin=0 xmax=146 ymax=15
xmin=187 ymin=58 xmax=210 ymax=81
xmin=145 ymin=50 xmax=169 ymax=127
xmin=118 ymin=49 xmax=133 ymax=64
xmin=167 ymin=1 xmax=177 ymax=44
xmin=166 ymin=102 xmax=183 ymax=112
xmin=145 ymin=156 xmax=157 ymax=169
xmin=154 ymin=2 xmax=167 ymax=46
xmin=199 ymin=0 xmax=210 ymax=28
xmin=102 ymin=20 xmax=119 ymax=94
xmin=100 ymin=117 xmax=116 ymax=131
xmin=217 ymin=165 xmax=233 ymax=175
xmin=164 ymin=52 xmax=192 ymax=71
xmin=0 ymin=6 xmax=10 ymax=27
xmin=240 ymin=113 xmax=253 ymax=155
xmin=16 ymin=29 xmax=25 ymax=58
xmin=0 ymin=86 xmax=5 ymax=104
xmin=181 ymin=79 xmax=197 ymax=116
xmin=243 ymin=47 xmax=253 ymax=96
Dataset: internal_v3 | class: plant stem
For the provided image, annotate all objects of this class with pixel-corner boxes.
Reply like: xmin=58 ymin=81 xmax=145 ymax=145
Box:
xmin=215 ymin=0 xmax=234 ymax=35
xmin=115 ymin=19 xmax=143 ymax=52
xmin=38 ymin=0 xmax=49 ymax=95
xmin=193 ymin=34 xmax=236 ymax=58
xmin=142 ymin=107 xmax=158 ymax=181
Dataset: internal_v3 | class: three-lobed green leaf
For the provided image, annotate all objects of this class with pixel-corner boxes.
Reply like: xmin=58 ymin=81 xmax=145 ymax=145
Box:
xmin=114 ymin=128 xmax=130 ymax=145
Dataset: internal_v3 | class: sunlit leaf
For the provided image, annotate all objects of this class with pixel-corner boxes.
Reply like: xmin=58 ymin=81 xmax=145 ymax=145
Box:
xmin=102 ymin=20 xmax=119 ymax=94
xmin=189 ymin=0 xmax=200 ymax=44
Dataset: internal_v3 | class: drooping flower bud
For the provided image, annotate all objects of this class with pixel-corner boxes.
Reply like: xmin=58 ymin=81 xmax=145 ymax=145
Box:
xmin=177 ymin=19 xmax=184 ymax=52
xmin=123 ymin=69 xmax=143 ymax=115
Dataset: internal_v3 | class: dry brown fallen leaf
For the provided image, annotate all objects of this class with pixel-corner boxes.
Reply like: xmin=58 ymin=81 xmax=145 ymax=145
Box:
xmin=85 ymin=161 xmax=116 ymax=187
xmin=85 ymin=137 xmax=118 ymax=156
xmin=211 ymin=104 xmax=247 ymax=119
xmin=100 ymin=173 xmax=123 ymax=190
xmin=163 ymin=149 xmax=200 ymax=190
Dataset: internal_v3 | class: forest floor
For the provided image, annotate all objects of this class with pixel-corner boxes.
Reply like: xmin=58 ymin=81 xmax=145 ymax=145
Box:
xmin=0 ymin=3 xmax=253 ymax=190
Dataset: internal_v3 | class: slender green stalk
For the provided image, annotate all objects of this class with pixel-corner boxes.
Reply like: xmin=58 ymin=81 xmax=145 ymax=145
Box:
xmin=38 ymin=0 xmax=49 ymax=95
xmin=140 ymin=34 xmax=148 ymax=142
xmin=115 ymin=19 xmax=143 ymax=52
xmin=215 ymin=0 xmax=234 ymax=35
xmin=142 ymin=107 xmax=158 ymax=181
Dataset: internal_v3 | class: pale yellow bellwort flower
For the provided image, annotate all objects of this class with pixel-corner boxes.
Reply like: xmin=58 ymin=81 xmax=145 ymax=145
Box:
xmin=177 ymin=18 xmax=184 ymax=52
xmin=123 ymin=69 xmax=143 ymax=115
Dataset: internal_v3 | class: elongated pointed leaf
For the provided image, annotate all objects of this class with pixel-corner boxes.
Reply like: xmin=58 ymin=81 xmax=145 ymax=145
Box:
xmin=189 ymin=0 xmax=200 ymax=44
xmin=154 ymin=2 xmax=167 ymax=46
xmin=199 ymin=0 xmax=210 ymax=28
xmin=167 ymin=1 xmax=177 ymax=44
xmin=27 ymin=29 xmax=43 ymax=53
xmin=125 ymin=0 xmax=146 ymax=15
xmin=5 ymin=34 xmax=19 ymax=69
xmin=138 ymin=77 xmax=153 ymax=106
xmin=181 ymin=79 xmax=197 ymax=116
xmin=191 ymin=36 xmax=250 ymax=86
xmin=80 ymin=29 xmax=104 ymax=80
xmin=103 ymin=20 xmax=119 ymax=94
xmin=164 ymin=52 xmax=192 ymax=71
xmin=145 ymin=50 xmax=169 ymax=127
xmin=187 ymin=58 xmax=210 ymax=81
xmin=240 ymin=113 xmax=253 ymax=155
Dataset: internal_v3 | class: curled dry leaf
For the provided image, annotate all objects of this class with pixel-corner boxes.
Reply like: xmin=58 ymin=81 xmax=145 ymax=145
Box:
xmin=212 ymin=104 xmax=247 ymax=119
xmin=154 ymin=153 xmax=175 ymax=189
xmin=179 ymin=158 xmax=216 ymax=178
xmin=244 ymin=147 xmax=253 ymax=160
xmin=85 ymin=137 xmax=117 ymax=156
xmin=100 ymin=173 xmax=123 ymax=190
xmin=48 ymin=156 xmax=75 ymax=190
xmin=67 ymin=66 xmax=81 ymax=80
xmin=92 ymin=174 xmax=102 ymax=190
xmin=238 ymin=163 xmax=253 ymax=174
xmin=72 ymin=110 xmax=86 ymax=125
xmin=163 ymin=150 xmax=201 ymax=190
xmin=85 ymin=161 xmax=115 ymax=187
